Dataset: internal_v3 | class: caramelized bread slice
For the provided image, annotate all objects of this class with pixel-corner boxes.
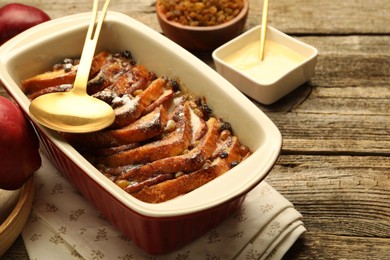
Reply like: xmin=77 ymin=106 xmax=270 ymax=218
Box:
xmin=89 ymin=51 xmax=111 ymax=75
xmin=108 ymin=65 xmax=155 ymax=96
xmin=62 ymin=105 xmax=168 ymax=149
xmin=142 ymin=88 xmax=174 ymax=116
xmin=130 ymin=135 xmax=244 ymax=203
xmin=87 ymin=57 xmax=127 ymax=95
xmin=27 ymin=58 xmax=137 ymax=100
xmin=94 ymin=143 xmax=141 ymax=157
xmin=27 ymin=84 xmax=73 ymax=99
xmin=97 ymin=100 xmax=192 ymax=167
xmin=112 ymin=77 xmax=167 ymax=128
xmin=22 ymin=51 xmax=110 ymax=95
xmin=117 ymin=117 xmax=219 ymax=183
xmin=22 ymin=67 xmax=77 ymax=95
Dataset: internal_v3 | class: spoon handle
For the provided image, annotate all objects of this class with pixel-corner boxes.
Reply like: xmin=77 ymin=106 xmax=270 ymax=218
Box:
xmin=72 ymin=0 xmax=111 ymax=94
xmin=260 ymin=0 xmax=269 ymax=61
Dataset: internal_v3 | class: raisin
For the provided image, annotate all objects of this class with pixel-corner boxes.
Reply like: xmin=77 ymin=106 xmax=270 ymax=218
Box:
xmin=200 ymin=104 xmax=213 ymax=120
xmin=231 ymin=161 xmax=239 ymax=167
xmin=240 ymin=145 xmax=250 ymax=156
xmin=220 ymin=151 xmax=228 ymax=158
xmin=63 ymin=63 xmax=73 ymax=73
xmin=219 ymin=121 xmax=232 ymax=132
xmin=63 ymin=58 xmax=73 ymax=64
xmin=122 ymin=50 xmax=133 ymax=60
xmin=194 ymin=97 xmax=203 ymax=107
xmin=169 ymin=79 xmax=181 ymax=92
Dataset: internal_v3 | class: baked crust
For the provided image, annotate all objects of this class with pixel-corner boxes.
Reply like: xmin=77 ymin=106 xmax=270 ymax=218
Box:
xmin=62 ymin=105 xmax=168 ymax=149
xmin=22 ymin=51 xmax=110 ymax=95
xmin=115 ymin=117 xmax=219 ymax=183
xmin=96 ymin=100 xmax=193 ymax=167
xmin=131 ymin=135 xmax=243 ymax=203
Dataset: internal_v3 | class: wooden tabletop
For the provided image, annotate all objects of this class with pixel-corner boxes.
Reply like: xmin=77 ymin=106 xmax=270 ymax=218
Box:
xmin=1 ymin=0 xmax=389 ymax=259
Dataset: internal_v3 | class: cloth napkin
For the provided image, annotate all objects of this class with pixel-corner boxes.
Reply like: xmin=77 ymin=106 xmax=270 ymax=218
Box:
xmin=22 ymin=153 xmax=305 ymax=260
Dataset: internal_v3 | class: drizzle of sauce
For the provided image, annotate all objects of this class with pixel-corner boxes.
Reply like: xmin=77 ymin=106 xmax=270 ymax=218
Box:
xmin=223 ymin=40 xmax=306 ymax=85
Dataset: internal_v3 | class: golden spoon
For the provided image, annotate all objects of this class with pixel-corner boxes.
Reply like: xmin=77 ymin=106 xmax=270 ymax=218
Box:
xmin=29 ymin=0 xmax=114 ymax=133
xmin=259 ymin=0 xmax=269 ymax=61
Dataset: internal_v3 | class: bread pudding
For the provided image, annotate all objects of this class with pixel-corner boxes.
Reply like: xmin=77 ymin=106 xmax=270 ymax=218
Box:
xmin=22 ymin=50 xmax=251 ymax=203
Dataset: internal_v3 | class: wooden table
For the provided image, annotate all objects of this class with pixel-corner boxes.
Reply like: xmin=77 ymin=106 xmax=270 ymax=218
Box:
xmin=1 ymin=0 xmax=389 ymax=259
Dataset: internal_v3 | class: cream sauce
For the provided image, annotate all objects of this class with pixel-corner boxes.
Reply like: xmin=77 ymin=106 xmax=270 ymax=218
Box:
xmin=223 ymin=40 xmax=306 ymax=85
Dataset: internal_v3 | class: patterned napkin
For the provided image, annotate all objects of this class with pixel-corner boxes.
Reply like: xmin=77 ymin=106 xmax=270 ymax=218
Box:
xmin=22 ymin=153 xmax=305 ymax=260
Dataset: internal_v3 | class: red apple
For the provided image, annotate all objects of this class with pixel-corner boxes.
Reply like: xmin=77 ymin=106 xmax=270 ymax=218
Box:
xmin=0 ymin=3 xmax=50 ymax=45
xmin=0 ymin=96 xmax=41 ymax=190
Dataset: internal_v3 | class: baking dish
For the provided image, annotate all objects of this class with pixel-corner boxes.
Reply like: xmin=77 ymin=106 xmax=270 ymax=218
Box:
xmin=0 ymin=11 xmax=282 ymax=254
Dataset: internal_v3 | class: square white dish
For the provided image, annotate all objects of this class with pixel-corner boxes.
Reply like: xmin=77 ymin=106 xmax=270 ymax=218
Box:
xmin=213 ymin=25 xmax=318 ymax=105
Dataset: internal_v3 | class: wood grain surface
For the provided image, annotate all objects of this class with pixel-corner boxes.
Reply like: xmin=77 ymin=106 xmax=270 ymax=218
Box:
xmin=1 ymin=0 xmax=389 ymax=259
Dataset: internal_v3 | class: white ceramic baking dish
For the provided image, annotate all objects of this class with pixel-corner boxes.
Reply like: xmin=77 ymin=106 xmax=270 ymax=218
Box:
xmin=0 ymin=11 xmax=282 ymax=254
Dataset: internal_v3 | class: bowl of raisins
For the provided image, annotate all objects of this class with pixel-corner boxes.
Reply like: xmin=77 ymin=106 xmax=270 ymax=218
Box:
xmin=156 ymin=0 xmax=249 ymax=51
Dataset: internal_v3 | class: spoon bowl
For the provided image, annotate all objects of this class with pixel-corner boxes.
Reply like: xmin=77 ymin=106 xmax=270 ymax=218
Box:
xmin=29 ymin=91 xmax=115 ymax=133
xmin=28 ymin=0 xmax=113 ymax=133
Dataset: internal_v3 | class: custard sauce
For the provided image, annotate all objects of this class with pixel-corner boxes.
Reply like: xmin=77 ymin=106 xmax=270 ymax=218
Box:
xmin=223 ymin=40 xmax=305 ymax=85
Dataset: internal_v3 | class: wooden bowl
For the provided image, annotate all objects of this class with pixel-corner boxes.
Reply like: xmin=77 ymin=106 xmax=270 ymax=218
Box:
xmin=156 ymin=0 xmax=249 ymax=51
xmin=0 ymin=177 xmax=34 ymax=256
